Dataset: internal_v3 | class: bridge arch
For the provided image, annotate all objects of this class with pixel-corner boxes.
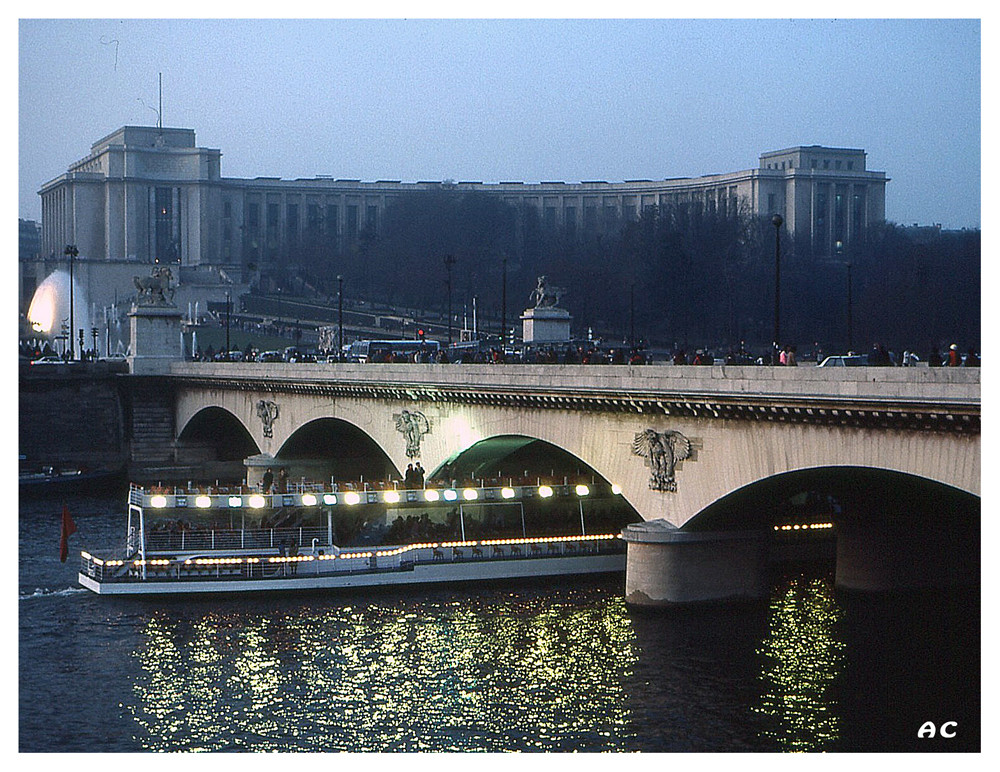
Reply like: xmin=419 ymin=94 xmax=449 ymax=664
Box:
xmin=175 ymin=406 xmax=260 ymax=481
xmin=684 ymin=465 xmax=980 ymax=532
xmin=274 ymin=417 xmax=399 ymax=484
xmin=430 ymin=434 xmax=612 ymax=483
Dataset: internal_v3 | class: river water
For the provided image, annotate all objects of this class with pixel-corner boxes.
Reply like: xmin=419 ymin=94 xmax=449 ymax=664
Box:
xmin=19 ymin=492 xmax=979 ymax=752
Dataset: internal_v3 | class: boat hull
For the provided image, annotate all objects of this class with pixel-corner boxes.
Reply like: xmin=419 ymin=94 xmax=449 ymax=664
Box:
xmin=79 ymin=553 xmax=625 ymax=596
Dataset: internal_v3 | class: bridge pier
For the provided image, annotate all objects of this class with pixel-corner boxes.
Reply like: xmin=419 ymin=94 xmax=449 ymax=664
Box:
xmin=622 ymin=521 xmax=768 ymax=605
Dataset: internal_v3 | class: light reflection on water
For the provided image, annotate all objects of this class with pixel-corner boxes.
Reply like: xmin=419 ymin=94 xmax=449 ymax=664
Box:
xmin=753 ymin=577 xmax=844 ymax=751
xmin=125 ymin=578 xmax=851 ymax=752
xmin=128 ymin=591 xmax=641 ymax=752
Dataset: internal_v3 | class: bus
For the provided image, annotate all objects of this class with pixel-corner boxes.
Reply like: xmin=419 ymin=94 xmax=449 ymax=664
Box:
xmin=346 ymin=338 xmax=440 ymax=363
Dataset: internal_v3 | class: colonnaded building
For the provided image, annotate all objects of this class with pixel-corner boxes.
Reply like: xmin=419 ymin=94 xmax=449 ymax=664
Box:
xmin=38 ymin=125 xmax=888 ymax=274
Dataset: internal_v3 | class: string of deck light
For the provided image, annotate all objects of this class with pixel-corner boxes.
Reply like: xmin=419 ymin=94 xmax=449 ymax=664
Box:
xmin=82 ymin=533 xmax=623 ymax=572
xmin=144 ymin=482 xmax=619 ymax=511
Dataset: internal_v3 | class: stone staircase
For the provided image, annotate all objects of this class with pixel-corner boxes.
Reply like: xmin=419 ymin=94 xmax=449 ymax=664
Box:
xmin=130 ymin=400 xmax=176 ymax=466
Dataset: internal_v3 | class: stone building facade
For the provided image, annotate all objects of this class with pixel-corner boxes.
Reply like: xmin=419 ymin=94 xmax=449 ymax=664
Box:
xmin=39 ymin=125 xmax=888 ymax=269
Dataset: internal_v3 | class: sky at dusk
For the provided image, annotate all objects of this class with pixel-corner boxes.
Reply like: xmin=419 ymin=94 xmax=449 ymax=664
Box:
xmin=18 ymin=17 xmax=981 ymax=229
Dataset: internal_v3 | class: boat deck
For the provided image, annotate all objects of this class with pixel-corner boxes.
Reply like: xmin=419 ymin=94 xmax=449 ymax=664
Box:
xmin=79 ymin=533 xmax=625 ymax=595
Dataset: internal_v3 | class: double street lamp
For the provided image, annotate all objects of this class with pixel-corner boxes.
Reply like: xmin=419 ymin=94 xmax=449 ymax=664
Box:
xmin=444 ymin=255 xmax=456 ymax=346
xmin=500 ymin=253 xmax=507 ymax=348
xmin=337 ymin=275 xmax=344 ymax=361
xmin=846 ymin=261 xmax=853 ymax=352
xmin=771 ymin=214 xmax=783 ymax=357
xmin=225 ymin=290 xmax=231 ymax=357
xmin=64 ymin=245 xmax=78 ymax=360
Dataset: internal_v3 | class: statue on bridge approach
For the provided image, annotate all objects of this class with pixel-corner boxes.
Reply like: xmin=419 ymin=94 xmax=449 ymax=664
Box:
xmin=632 ymin=429 xmax=692 ymax=492
xmin=133 ymin=266 xmax=175 ymax=306
xmin=529 ymin=275 xmax=565 ymax=309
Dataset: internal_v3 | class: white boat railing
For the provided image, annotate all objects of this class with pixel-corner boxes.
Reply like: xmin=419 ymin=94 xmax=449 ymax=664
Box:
xmin=79 ymin=533 xmax=625 ymax=586
xmin=144 ymin=525 xmax=330 ymax=554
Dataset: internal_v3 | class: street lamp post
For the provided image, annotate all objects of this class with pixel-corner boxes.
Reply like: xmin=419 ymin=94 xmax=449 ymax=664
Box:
xmin=64 ymin=245 xmax=78 ymax=360
xmin=771 ymin=214 xmax=783 ymax=359
xmin=444 ymin=254 xmax=456 ymax=346
xmin=629 ymin=281 xmax=635 ymax=349
xmin=337 ymin=275 xmax=344 ymax=361
xmin=225 ymin=290 xmax=231 ymax=357
xmin=846 ymin=261 xmax=853 ymax=352
xmin=501 ymin=253 xmax=507 ymax=349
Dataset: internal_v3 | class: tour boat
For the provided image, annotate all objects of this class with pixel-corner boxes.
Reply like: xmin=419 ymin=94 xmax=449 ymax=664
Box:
xmin=78 ymin=483 xmax=627 ymax=595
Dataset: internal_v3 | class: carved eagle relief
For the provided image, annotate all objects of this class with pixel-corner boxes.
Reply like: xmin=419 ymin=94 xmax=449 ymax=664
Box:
xmin=256 ymin=400 xmax=279 ymax=438
xmin=632 ymin=429 xmax=692 ymax=492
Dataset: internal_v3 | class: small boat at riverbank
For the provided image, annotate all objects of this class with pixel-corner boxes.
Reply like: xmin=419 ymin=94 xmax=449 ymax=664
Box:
xmin=78 ymin=482 xmax=627 ymax=596
xmin=19 ymin=463 xmax=125 ymax=497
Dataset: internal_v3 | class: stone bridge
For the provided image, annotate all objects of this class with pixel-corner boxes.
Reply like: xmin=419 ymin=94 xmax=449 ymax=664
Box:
xmin=158 ymin=362 xmax=979 ymax=603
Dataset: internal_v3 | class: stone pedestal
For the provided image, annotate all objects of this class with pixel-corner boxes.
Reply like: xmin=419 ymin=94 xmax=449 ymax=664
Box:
xmin=521 ymin=306 xmax=572 ymax=345
xmin=622 ymin=520 xmax=768 ymax=605
xmin=128 ymin=304 xmax=184 ymax=375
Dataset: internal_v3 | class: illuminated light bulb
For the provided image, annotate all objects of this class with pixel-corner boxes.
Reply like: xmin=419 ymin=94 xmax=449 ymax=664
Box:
xmin=443 ymin=489 xmax=458 ymax=501
xmin=538 ymin=485 xmax=553 ymax=498
xmin=323 ymin=493 xmax=337 ymax=505
xmin=463 ymin=488 xmax=479 ymax=501
xmin=424 ymin=489 xmax=440 ymax=502
xmin=575 ymin=484 xmax=590 ymax=497
xmin=150 ymin=495 xmax=167 ymax=508
xmin=301 ymin=493 xmax=317 ymax=506
xmin=344 ymin=491 xmax=361 ymax=505
xmin=611 ymin=484 xmax=622 ymax=495
xmin=501 ymin=487 xmax=516 ymax=499
xmin=195 ymin=495 xmax=212 ymax=508
xmin=384 ymin=491 xmax=400 ymax=504
xmin=228 ymin=496 xmax=243 ymax=507
xmin=249 ymin=494 xmax=266 ymax=508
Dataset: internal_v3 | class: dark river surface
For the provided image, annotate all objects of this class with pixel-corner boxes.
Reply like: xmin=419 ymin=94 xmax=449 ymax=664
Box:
xmin=19 ymin=492 xmax=979 ymax=752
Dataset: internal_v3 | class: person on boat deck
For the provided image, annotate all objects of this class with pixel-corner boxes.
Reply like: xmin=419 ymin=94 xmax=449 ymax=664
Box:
xmin=262 ymin=468 xmax=274 ymax=493
xmin=277 ymin=467 xmax=288 ymax=493
xmin=404 ymin=464 xmax=415 ymax=488
xmin=414 ymin=462 xmax=425 ymax=488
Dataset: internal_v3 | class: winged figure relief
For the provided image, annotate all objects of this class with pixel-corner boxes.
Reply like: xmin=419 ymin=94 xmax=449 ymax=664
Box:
xmin=256 ymin=400 xmax=279 ymax=439
xmin=395 ymin=409 xmax=431 ymax=459
xmin=632 ymin=429 xmax=692 ymax=492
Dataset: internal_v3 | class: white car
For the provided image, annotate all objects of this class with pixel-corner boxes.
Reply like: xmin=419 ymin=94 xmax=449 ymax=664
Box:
xmin=817 ymin=355 xmax=868 ymax=367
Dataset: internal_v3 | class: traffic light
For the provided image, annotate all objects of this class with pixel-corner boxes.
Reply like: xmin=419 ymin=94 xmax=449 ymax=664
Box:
xmin=418 ymin=329 xmax=425 ymax=341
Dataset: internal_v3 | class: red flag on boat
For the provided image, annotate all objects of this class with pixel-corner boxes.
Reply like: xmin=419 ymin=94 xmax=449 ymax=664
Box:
xmin=60 ymin=506 xmax=77 ymax=563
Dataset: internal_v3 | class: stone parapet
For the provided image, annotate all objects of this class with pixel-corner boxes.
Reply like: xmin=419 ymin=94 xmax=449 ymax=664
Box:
xmin=167 ymin=361 xmax=980 ymax=406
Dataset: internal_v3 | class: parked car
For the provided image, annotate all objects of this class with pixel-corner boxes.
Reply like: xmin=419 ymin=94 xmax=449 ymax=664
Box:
xmin=817 ymin=354 xmax=868 ymax=367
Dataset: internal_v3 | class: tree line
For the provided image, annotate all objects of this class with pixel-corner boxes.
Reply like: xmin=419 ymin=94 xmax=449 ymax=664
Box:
xmin=278 ymin=191 xmax=979 ymax=354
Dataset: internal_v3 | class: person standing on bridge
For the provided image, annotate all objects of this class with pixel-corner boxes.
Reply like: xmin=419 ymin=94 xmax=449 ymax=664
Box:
xmin=262 ymin=468 xmax=274 ymax=493
xmin=277 ymin=467 xmax=288 ymax=493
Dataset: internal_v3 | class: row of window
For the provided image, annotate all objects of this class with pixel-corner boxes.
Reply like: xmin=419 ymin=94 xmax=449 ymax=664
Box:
xmin=765 ymin=158 xmax=856 ymax=171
